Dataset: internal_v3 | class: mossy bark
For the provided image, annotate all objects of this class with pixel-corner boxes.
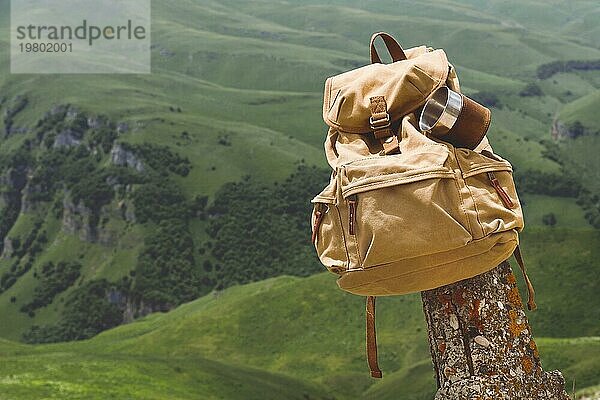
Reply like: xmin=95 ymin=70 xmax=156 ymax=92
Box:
xmin=422 ymin=261 xmax=570 ymax=399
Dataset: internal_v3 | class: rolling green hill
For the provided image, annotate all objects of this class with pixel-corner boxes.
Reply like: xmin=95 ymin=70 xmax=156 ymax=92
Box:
xmin=0 ymin=339 xmax=335 ymax=400
xmin=0 ymin=0 xmax=599 ymax=397
xmin=559 ymin=91 xmax=600 ymax=132
xmin=0 ymin=267 xmax=599 ymax=399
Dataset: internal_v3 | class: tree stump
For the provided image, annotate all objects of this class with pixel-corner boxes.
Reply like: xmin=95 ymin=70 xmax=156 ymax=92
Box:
xmin=421 ymin=261 xmax=570 ymax=399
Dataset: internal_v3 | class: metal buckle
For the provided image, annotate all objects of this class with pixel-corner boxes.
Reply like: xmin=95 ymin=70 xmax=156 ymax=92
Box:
xmin=369 ymin=114 xmax=391 ymax=130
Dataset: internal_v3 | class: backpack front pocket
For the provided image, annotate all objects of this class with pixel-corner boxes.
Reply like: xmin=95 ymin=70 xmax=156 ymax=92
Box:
xmin=339 ymin=146 xmax=473 ymax=270
xmin=311 ymin=180 xmax=349 ymax=274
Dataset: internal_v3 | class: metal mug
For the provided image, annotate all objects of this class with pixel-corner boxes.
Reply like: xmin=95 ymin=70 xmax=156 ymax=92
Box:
xmin=419 ymin=86 xmax=491 ymax=150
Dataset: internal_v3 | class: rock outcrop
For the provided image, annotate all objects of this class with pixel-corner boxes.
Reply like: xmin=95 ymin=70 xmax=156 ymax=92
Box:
xmin=118 ymin=199 xmax=136 ymax=223
xmin=3 ymin=95 xmax=29 ymax=137
xmin=53 ymin=128 xmax=83 ymax=148
xmin=110 ymin=144 xmax=144 ymax=172
xmin=20 ymin=181 xmax=43 ymax=213
xmin=116 ymin=122 xmax=129 ymax=134
xmin=0 ymin=166 xmax=29 ymax=255
xmin=551 ymin=118 xmax=595 ymax=140
xmin=62 ymin=195 xmax=98 ymax=242
xmin=2 ymin=237 xmax=14 ymax=259
xmin=61 ymin=193 xmax=119 ymax=245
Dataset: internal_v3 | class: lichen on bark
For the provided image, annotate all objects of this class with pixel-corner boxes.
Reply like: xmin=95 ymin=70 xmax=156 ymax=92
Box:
xmin=422 ymin=262 xmax=570 ymax=400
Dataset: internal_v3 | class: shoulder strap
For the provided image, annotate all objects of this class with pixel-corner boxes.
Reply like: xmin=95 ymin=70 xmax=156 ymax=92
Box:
xmin=366 ymin=295 xmax=382 ymax=378
xmin=370 ymin=32 xmax=407 ymax=64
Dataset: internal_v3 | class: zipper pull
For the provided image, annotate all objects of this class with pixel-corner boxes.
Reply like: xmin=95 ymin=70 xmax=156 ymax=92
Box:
xmin=487 ymin=172 xmax=515 ymax=209
xmin=311 ymin=204 xmax=325 ymax=244
xmin=348 ymin=195 xmax=357 ymax=235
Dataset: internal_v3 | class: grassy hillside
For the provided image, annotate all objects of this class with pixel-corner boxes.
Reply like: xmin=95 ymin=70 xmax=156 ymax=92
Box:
xmin=0 ymin=270 xmax=598 ymax=399
xmin=0 ymin=339 xmax=334 ymax=400
xmin=559 ymin=91 xmax=600 ymax=131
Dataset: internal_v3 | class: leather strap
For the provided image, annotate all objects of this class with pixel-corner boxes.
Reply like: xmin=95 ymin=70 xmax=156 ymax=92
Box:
xmin=369 ymin=33 xmax=404 ymax=155
xmin=513 ymin=245 xmax=537 ymax=311
xmin=369 ymin=96 xmax=392 ymax=138
xmin=369 ymin=96 xmax=399 ymax=155
xmin=366 ymin=296 xmax=382 ymax=378
xmin=370 ymin=32 xmax=407 ymax=64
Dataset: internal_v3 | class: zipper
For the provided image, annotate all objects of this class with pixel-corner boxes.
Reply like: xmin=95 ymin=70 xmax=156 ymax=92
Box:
xmin=487 ymin=172 xmax=515 ymax=209
xmin=348 ymin=195 xmax=357 ymax=235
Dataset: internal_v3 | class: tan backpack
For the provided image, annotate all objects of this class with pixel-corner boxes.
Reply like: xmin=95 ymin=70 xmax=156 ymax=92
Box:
xmin=310 ymin=33 xmax=536 ymax=378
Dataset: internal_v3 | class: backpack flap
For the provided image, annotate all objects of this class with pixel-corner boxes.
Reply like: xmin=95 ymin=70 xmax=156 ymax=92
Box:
xmin=322 ymin=46 xmax=450 ymax=134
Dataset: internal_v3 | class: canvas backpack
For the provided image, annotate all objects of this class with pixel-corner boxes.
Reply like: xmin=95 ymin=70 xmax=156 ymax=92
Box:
xmin=310 ymin=32 xmax=536 ymax=378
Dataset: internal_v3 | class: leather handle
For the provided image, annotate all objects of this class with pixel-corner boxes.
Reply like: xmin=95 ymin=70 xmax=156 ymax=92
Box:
xmin=370 ymin=32 xmax=407 ymax=64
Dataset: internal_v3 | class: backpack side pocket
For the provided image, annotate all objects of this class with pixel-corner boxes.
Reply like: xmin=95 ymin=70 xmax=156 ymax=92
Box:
xmin=455 ymin=148 xmax=524 ymax=239
xmin=311 ymin=180 xmax=349 ymax=274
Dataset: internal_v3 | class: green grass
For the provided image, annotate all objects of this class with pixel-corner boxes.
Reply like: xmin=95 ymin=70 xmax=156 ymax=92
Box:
xmin=537 ymin=337 xmax=600 ymax=393
xmin=363 ymin=359 xmax=437 ymax=400
xmin=559 ymin=91 xmax=600 ymax=130
xmin=487 ymin=127 xmax=561 ymax=174
xmin=560 ymin=135 xmax=600 ymax=198
xmin=521 ymin=194 xmax=589 ymax=228
xmin=0 ymin=261 xmax=598 ymax=399
xmin=0 ymin=349 xmax=333 ymax=400
xmin=520 ymin=227 xmax=600 ymax=338
xmin=539 ymin=71 xmax=600 ymax=103
xmin=2 ymin=212 xmax=40 ymax=239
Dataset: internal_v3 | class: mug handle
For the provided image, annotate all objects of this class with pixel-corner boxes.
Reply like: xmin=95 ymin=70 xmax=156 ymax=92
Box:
xmin=370 ymin=32 xmax=407 ymax=64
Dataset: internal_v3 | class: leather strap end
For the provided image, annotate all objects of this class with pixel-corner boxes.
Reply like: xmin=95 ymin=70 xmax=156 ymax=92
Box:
xmin=366 ymin=296 xmax=383 ymax=379
xmin=514 ymin=245 xmax=537 ymax=312
xmin=382 ymin=135 xmax=400 ymax=155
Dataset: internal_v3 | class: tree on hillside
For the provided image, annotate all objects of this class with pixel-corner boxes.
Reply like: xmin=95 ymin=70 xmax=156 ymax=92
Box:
xmin=542 ymin=213 xmax=557 ymax=227
xmin=520 ymin=83 xmax=543 ymax=97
